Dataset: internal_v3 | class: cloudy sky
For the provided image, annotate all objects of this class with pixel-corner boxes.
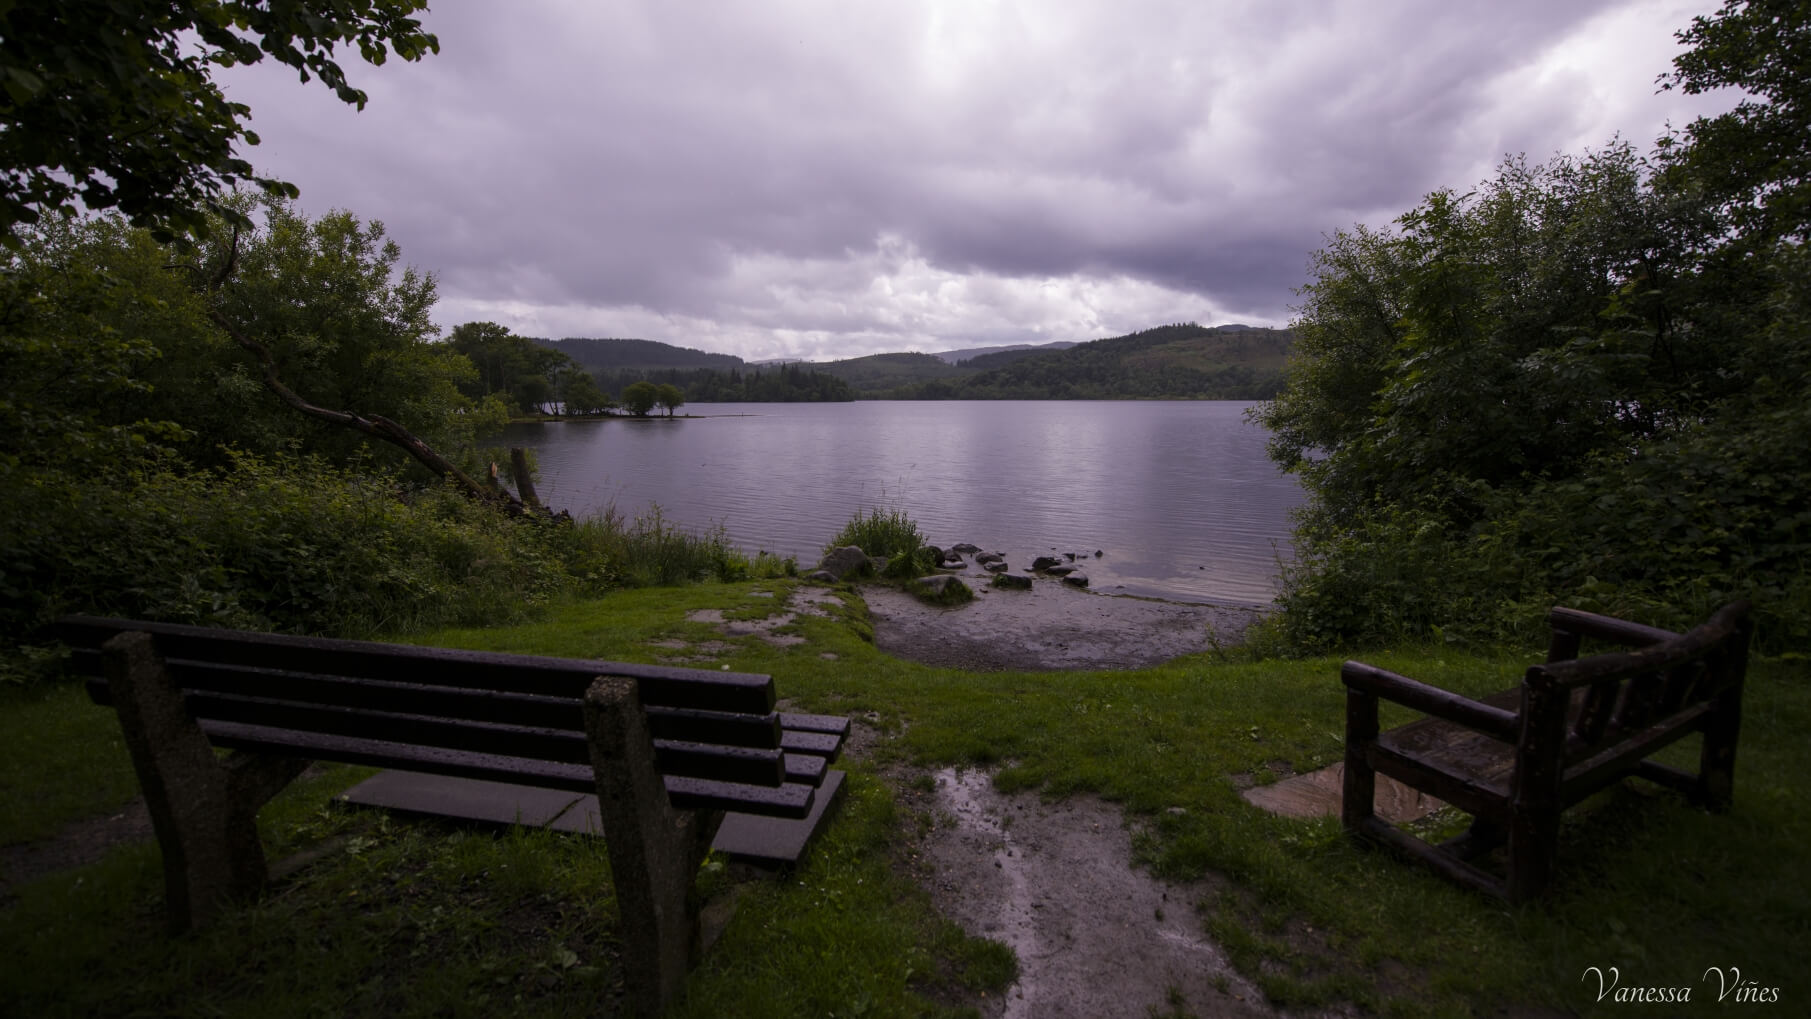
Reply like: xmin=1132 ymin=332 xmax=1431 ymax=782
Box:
xmin=218 ymin=0 xmax=1739 ymax=362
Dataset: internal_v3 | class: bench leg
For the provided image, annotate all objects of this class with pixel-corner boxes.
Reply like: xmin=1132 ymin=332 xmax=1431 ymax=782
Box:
xmin=1341 ymin=687 xmax=1379 ymax=832
xmin=103 ymin=632 xmax=304 ymax=931
xmin=584 ymin=677 xmax=724 ymax=1019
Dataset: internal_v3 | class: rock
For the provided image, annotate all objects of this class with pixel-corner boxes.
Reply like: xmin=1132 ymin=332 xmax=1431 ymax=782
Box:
xmin=816 ymin=545 xmax=871 ymax=580
xmin=805 ymin=570 xmax=837 ymax=582
xmin=1064 ymin=552 xmax=1076 ymax=562
xmin=991 ymin=573 xmax=1033 ymax=590
xmin=937 ymin=552 xmax=967 ymax=570
xmin=1094 ymin=550 xmax=1104 ymax=558
xmin=1060 ymin=572 xmax=1090 ymax=588
xmin=951 ymin=542 xmax=981 ymax=555
xmin=983 ymin=560 xmax=1010 ymax=573
xmin=974 ymin=551 xmax=1005 ymax=565
xmin=1030 ymin=555 xmax=1064 ymax=571
xmin=1044 ymin=563 xmax=1076 ymax=576
xmin=913 ymin=574 xmax=974 ymax=605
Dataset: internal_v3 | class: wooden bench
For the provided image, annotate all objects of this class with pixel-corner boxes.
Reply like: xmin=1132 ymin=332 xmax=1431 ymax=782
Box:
xmin=1340 ymin=601 xmax=1751 ymax=902
xmin=56 ymin=615 xmax=850 ymax=1017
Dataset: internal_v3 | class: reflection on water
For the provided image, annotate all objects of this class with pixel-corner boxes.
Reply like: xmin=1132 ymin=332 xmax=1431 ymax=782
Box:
xmin=503 ymin=400 xmax=1303 ymax=606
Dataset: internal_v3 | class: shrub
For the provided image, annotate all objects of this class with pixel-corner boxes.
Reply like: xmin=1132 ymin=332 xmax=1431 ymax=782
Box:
xmin=828 ymin=507 xmax=926 ymax=561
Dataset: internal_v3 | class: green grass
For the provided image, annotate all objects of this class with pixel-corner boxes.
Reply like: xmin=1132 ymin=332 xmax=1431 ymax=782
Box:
xmin=0 ymin=681 xmax=139 ymax=846
xmin=3 ymin=580 xmax=1807 ymax=1016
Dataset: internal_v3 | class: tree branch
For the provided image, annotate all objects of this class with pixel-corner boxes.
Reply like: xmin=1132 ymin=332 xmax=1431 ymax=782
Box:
xmin=209 ymin=310 xmax=521 ymax=511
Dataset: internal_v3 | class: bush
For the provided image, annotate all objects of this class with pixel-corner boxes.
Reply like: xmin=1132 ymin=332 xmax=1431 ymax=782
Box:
xmin=0 ymin=453 xmax=792 ymax=681
xmin=828 ymin=507 xmax=926 ymax=562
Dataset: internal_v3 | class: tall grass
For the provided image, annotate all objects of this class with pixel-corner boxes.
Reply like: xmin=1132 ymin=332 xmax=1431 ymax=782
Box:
xmin=827 ymin=506 xmax=930 ymax=577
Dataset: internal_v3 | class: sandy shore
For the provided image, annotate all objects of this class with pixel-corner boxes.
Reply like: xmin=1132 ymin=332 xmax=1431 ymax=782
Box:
xmin=857 ymin=575 xmax=1265 ymax=672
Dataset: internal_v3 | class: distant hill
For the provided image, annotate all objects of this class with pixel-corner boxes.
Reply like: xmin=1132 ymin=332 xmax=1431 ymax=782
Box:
xmin=822 ymin=323 xmax=1293 ymax=400
xmin=930 ymin=340 xmax=1077 ymax=364
xmin=530 ymin=336 xmax=851 ymax=403
xmin=810 ymin=352 xmax=967 ymax=391
xmin=530 ymin=325 xmax=1291 ymax=403
xmin=534 ymin=337 xmax=741 ymax=375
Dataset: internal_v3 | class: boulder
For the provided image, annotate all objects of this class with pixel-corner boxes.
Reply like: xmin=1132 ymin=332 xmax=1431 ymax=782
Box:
xmin=974 ymin=551 xmax=1005 ymax=565
xmin=982 ymin=560 xmax=1010 ymax=573
xmin=951 ymin=542 xmax=981 ymax=555
xmin=913 ymin=574 xmax=974 ymax=605
xmin=1044 ymin=563 xmax=1077 ymax=576
xmin=817 ymin=545 xmax=871 ymax=580
xmin=991 ymin=573 xmax=1033 ymax=590
xmin=1060 ymin=572 xmax=1090 ymax=588
xmin=1030 ymin=555 xmax=1064 ymax=571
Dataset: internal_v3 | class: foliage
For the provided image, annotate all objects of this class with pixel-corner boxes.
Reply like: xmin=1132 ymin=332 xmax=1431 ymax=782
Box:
xmin=0 ymin=0 xmax=438 ymax=245
xmin=828 ymin=506 xmax=928 ymax=564
xmin=1256 ymin=4 xmax=1811 ymax=653
xmin=446 ymin=321 xmax=575 ymax=415
xmin=205 ymin=197 xmax=501 ymax=471
xmin=620 ymin=380 xmax=660 ymax=417
xmin=654 ymin=382 xmax=685 ymax=417
xmin=556 ymin=368 xmax=613 ymax=416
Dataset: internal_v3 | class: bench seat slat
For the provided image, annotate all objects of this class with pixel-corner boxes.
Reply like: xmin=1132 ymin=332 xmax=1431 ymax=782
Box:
xmin=180 ymin=690 xmax=787 ymax=787
xmin=783 ymin=752 xmax=827 ymax=785
xmin=88 ymin=670 xmax=790 ymax=753
xmin=778 ymin=712 xmax=852 ymax=736
xmin=59 ymin=616 xmax=776 ymax=712
xmin=780 ymin=729 xmax=843 ymax=757
xmin=199 ymin=720 xmax=815 ymax=818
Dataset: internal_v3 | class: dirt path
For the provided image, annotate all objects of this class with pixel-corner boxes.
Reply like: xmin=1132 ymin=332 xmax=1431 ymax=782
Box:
xmin=899 ymin=766 xmax=1307 ymax=1018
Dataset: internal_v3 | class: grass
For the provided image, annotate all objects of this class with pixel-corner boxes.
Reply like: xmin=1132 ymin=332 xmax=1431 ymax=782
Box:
xmin=3 ymin=579 xmax=1808 ymax=1016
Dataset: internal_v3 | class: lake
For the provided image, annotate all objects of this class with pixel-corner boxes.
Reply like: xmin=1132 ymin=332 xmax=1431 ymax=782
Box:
xmin=502 ymin=401 xmax=1303 ymax=606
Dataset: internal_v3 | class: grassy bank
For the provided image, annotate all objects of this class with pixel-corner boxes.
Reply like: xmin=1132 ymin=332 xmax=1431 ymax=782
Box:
xmin=3 ymin=579 xmax=1807 ymax=1016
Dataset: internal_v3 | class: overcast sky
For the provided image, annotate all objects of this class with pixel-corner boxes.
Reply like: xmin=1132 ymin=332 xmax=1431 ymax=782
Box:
xmin=218 ymin=0 xmax=1739 ymax=362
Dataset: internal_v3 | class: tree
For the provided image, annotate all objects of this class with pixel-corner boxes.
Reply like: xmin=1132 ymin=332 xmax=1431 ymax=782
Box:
xmin=1254 ymin=2 xmax=1811 ymax=651
xmin=0 ymin=1 xmax=438 ymax=245
xmin=557 ymin=369 xmax=611 ymax=417
xmin=654 ymin=383 xmax=685 ymax=418
xmin=447 ymin=321 xmax=574 ymax=414
xmin=621 ymin=381 xmax=659 ymax=417
xmin=1659 ymin=0 xmax=1811 ymax=248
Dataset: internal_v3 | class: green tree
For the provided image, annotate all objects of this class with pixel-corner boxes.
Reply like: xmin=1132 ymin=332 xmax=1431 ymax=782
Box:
xmin=557 ymin=369 xmax=611 ymax=416
xmin=654 ymin=383 xmax=685 ymax=417
xmin=0 ymin=1 xmax=438 ymax=244
xmin=1254 ymin=1 xmax=1811 ymax=651
xmin=447 ymin=321 xmax=573 ymax=415
xmin=621 ymin=380 xmax=659 ymax=417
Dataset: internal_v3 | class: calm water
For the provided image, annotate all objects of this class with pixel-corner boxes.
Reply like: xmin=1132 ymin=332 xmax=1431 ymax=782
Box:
xmin=502 ymin=401 xmax=1303 ymax=606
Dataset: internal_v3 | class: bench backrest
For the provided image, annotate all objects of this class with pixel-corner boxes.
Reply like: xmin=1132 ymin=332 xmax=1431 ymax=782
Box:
xmin=1528 ymin=601 xmax=1751 ymax=764
xmin=57 ymin=615 xmax=791 ymax=792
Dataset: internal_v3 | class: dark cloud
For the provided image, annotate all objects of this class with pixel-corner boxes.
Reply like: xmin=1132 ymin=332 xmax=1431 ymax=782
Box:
xmin=217 ymin=0 xmax=1737 ymax=359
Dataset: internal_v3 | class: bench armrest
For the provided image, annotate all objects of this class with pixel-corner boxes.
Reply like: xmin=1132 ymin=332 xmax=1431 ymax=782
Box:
xmin=1548 ymin=607 xmax=1680 ymax=650
xmin=1341 ymin=661 xmax=1520 ymax=741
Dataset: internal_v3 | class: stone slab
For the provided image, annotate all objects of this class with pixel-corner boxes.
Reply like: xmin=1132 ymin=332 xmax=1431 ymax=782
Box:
xmin=550 ymin=769 xmax=848 ymax=867
xmin=1240 ymin=762 xmax=1446 ymax=823
xmin=337 ymin=771 xmax=586 ymax=827
xmin=338 ymin=769 xmax=849 ymax=867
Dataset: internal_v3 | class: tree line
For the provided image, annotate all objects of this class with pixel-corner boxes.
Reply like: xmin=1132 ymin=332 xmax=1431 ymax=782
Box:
xmin=1255 ymin=0 xmax=1811 ymax=654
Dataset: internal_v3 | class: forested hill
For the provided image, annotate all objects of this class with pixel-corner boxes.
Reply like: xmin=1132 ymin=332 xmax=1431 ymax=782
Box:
xmin=844 ymin=324 xmax=1294 ymax=400
xmin=534 ymin=336 xmax=742 ymax=374
xmin=532 ymin=336 xmax=851 ymax=403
